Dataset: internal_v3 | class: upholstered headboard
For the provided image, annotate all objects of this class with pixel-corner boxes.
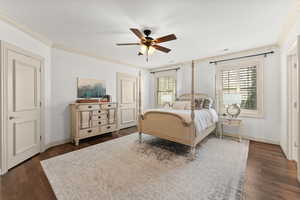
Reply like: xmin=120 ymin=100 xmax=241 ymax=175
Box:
xmin=177 ymin=93 xmax=209 ymax=101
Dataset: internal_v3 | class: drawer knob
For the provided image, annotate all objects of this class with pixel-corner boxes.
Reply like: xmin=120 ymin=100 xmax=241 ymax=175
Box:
xmin=98 ymin=111 xmax=101 ymax=113
xmin=88 ymin=130 xmax=92 ymax=133
xmin=98 ymin=116 xmax=101 ymax=119
xmin=107 ymin=126 xmax=111 ymax=129
xmin=98 ymin=122 xmax=101 ymax=124
xmin=88 ymin=106 xmax=92 ymax=108
xmin=108 ymin=105 xmax=111 ymax=107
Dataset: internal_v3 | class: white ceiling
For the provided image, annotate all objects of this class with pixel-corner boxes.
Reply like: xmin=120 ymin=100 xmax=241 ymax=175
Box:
xmin=0 ymin=0 xmax=295 ymax=68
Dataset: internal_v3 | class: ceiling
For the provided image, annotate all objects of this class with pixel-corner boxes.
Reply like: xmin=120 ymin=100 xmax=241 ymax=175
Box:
xmin=0 ymin=0 xmax=295 ymax=68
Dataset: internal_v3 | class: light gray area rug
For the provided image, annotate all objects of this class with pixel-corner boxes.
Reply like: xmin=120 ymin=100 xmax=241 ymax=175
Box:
xmin=41 ymin=133 xmax=249 ymax=200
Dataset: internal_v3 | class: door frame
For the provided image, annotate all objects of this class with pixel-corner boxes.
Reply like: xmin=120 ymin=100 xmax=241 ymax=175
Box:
xmin=287 ymin=41 xmax=298 ymax=162
xmin=0 ymin=41 xmax=45 ymax=175
xmin=298 ymin=36 xmax=300 ymax=183
xmin=116 ymin=72 xmax=138 ymax=129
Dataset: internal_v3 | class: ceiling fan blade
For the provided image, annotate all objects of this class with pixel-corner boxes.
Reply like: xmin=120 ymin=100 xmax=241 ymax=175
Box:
xmin=130 ymin=28 xmax=144 ymax=39
xmin=152 ymin=45 xmax=171 ymax=53
xmin=116 ymin=43 xmax=140 ymax=46
xmin=155 ymin=34 xmax=177 ymax=43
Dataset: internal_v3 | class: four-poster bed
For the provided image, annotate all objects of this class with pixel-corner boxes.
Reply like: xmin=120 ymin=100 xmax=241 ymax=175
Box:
xmin=138 ymin=61 xmax=218 ymax=158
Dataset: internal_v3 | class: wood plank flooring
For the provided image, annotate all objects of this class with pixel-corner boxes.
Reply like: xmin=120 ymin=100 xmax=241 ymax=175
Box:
xmin=1 ymin=127 xmax=299 ymax=200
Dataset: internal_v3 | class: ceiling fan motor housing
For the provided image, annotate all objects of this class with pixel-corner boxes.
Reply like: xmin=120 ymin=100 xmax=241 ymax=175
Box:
xmin=143 ymin=29 xmax=151 ymax=36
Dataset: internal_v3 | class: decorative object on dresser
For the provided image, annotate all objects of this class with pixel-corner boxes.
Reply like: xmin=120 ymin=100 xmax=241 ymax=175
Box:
xmin=77 ymin=78 xmax=106 ymax=98
xmin=70 ymin=102 xmax=119 ymax=146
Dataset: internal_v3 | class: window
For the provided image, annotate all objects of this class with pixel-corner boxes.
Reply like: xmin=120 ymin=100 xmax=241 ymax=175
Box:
xmin=217 ymin=59 xmax=263 ymax=117
xmin=156 ymin=76 xmax=176 ymax=106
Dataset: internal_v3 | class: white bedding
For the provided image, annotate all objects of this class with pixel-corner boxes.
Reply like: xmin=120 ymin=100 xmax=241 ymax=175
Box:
xmin=143 ymin=108 xmax=218 ymax=134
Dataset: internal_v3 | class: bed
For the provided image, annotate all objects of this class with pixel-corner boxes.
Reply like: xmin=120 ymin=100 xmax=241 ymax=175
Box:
xmin=138 ymin=93 xmax=218 ymax=158
xmin=137 ymin=61 xmax=218 ymax=158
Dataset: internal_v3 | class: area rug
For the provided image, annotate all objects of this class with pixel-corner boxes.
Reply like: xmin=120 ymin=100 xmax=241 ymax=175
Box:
xmin=41 ymin=133 xmax=249 ymax=200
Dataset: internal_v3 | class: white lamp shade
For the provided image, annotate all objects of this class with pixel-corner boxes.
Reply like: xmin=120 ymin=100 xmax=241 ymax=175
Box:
xmin=161 ymin=94 xmax=172 ymax=102
xmin=223 ymin=93 xmax=241 ymax=105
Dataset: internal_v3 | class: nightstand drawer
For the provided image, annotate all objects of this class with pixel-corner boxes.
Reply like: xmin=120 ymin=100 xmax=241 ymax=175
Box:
xmin=222 ymin=119 xmax=241 ymax=126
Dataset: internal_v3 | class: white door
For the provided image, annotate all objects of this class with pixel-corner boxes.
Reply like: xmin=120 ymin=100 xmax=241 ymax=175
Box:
xmin=288 ymin=53 xmax=299 ymax=162
xmin=6 ymin=46 xmax=42 ymax=169
xmin=117 ymin=73 xmax=137 ymax=129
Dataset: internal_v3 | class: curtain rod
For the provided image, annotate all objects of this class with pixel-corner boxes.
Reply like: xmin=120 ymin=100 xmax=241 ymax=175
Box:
xmin=150 ymin=67 xmax=180 ymax=74
xmin=209 ymin=51 xmax=274 ymax=65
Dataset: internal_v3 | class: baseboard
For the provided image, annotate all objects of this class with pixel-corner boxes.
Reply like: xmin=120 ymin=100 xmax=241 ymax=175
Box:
xmin=43 ymin=138 xmax=72 ymax=152
xmin=222 ymin=132 xmax=279 ymax=145
xmin=280 ymin=144 xmax=290 ymax=160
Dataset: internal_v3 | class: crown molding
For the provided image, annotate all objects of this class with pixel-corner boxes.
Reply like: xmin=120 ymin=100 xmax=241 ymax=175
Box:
xmin=52 ymin=43 xmax=144 ymax=69
xmin=0 ymin=11 xmax=143 ymax=69
xmin=151 ymin=44 xmax=278 ymax=71
xmin=277 ymin=0 xmax=300 ymax=47
xmin=0 ymin=10 xmax=53 ymax=47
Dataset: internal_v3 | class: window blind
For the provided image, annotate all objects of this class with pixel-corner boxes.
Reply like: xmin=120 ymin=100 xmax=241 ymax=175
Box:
xmin=221 ymin=66 xmax=257 ymax=110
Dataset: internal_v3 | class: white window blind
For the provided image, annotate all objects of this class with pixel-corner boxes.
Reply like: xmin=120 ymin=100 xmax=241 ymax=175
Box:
xmin=221 ymin=66 xmax=257 ymax=110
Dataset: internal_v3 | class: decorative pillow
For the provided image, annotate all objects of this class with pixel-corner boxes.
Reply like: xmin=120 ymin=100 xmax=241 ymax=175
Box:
xmin=180 ymin=99 xmax=203 ymax=110
xmin=195 ymin=98 xmax=204 ymax=110
xmin=203 ymin=98 xmax=213 ymax=109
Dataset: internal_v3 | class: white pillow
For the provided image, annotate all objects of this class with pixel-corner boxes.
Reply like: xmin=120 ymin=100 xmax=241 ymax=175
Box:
xmin=173 ymin=101 xmax=190 ymax=110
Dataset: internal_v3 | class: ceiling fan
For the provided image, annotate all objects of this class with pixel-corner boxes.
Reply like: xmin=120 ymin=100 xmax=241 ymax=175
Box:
xmin=116 ymin=28 xmax=177 ymax=61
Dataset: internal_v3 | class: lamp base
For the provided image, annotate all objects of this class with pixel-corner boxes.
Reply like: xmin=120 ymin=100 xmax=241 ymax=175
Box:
xmin=226 ymin=104 xmax=241 ymax=118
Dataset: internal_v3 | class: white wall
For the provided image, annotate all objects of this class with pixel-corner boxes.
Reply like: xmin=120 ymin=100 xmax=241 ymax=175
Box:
xmin=0 ymin=19 xmax=151 ymax=173
xmin=280 ymin=14 xmax=300 ymax=158
xmin=0 ymin=19 xmax=52 ymax=173
xmin=50 ymin=48 xmax=150 ymax=145
xmin=150 ymin=46 xmax=282 ymax=144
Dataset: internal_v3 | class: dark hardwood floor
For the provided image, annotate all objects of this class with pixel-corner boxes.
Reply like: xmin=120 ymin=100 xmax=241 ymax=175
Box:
xmin=1 ymin=127 xmax=300 ymax=200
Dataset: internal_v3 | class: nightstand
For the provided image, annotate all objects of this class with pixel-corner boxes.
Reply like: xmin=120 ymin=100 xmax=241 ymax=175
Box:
xmin=219 ymin=117 xmax=243 ymax=142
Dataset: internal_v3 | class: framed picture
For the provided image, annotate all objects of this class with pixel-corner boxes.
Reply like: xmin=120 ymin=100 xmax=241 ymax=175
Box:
xmin=77 ymin=78 xmax=106 ymax=98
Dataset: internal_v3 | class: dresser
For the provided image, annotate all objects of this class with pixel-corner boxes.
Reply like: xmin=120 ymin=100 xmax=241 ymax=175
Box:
xmin=70 ymin=102 xmax=118 ymax=146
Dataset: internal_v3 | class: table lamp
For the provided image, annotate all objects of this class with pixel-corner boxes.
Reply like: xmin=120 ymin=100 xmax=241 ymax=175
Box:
xmin=223 ymin=93 xmax=241 ymax=118
xmin=161 ymin=94 xmax=172 ymax=108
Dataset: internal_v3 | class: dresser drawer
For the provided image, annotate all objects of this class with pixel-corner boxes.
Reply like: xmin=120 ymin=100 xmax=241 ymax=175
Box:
xmin=91 ymin=114 xmax=107 ymax=121
xmin=79 ymin=128 xmax=99 ymax=137
xmin=91 ymin=119 xmax=108 ymax=127
xmin=101 ymin=124 xmax=117 ymax=132
xmin=91 ymin=110 xmax=108 ymax=115
xmin=101 ymin=103 xmax=117 ymax=109
xmin=77 ymin=104 xmax=100 ymax=111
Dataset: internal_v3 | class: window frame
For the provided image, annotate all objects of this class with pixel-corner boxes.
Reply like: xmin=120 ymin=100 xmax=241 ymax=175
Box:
xmin=216 ymin=58 xmax=264 ymax=118
xmin=154 ymin=71 xmax=177 ymax=107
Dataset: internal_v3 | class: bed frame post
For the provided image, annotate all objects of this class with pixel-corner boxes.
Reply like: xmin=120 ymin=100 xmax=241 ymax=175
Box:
xmin=190 ymin=60 xmax=196 ymax=159
xmin=138 ymin=70 xmax=142 ymax=143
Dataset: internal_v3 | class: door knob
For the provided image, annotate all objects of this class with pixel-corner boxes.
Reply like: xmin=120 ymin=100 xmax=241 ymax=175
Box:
xmin=9 ymin=116 xmax=15 ymax=120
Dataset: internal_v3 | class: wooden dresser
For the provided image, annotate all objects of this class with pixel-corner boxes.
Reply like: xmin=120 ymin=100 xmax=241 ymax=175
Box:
xmin=70 ymin=102 xmax=118 ymax=145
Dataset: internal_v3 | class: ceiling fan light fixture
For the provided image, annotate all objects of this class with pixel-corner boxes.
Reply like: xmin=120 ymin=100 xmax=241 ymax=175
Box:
xmin=148 ymin=46 xmax=155 ymax=55
xmin=140 ymin=45 xmax=148 ymax=54
xmin=117 ymin=28 xmax=177 ymax=62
